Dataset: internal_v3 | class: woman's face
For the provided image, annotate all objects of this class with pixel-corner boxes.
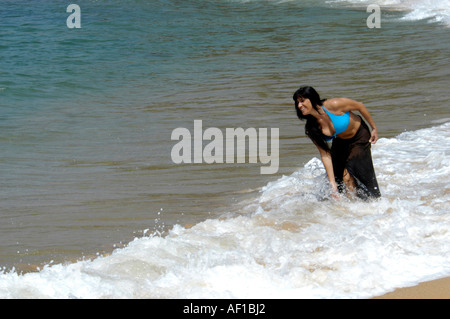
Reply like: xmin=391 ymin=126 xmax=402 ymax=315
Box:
xmin=296 ymin=97 xmax=313 ymax=115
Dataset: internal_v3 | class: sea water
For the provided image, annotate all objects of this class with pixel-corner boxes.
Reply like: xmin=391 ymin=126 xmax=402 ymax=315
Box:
xmin=0 ymin=122 xmax=449 ymax=298
xmin=0 ymin=0 xmax=449 ymax=298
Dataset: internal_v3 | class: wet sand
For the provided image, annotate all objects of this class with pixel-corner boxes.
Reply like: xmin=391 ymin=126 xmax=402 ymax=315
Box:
xmin=374 ymin=277 xmax=450 ymax=299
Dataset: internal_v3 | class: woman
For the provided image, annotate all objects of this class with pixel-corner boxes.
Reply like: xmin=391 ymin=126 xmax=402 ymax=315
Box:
xmin=293 ymin=86 xmax=381 ymax=200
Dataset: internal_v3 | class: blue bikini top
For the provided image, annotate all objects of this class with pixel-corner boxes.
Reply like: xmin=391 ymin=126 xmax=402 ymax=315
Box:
xmin=321 ymin=106 xmax=350 ymax=141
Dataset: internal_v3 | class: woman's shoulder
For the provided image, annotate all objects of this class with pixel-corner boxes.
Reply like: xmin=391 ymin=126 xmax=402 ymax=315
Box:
xmin=323 ymin=98 xmax=352 ymax=113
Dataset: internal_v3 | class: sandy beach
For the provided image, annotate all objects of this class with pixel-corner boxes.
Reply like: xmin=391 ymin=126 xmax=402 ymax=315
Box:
xmin=375 ymin=277 xmax=450 ymax=299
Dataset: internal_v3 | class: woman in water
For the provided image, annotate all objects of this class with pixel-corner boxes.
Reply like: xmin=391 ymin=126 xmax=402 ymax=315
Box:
xmin=293 ymin=86 xmax=381 ymax=200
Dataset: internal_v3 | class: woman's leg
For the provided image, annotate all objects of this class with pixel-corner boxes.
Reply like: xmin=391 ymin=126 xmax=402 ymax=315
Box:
xmin=342 ymin=168 xmax=356 ymax=193
xmin=345 ymin=119 xmax=381 ymax=199
xmin=333 ymin=118 xmax=381 ymax=200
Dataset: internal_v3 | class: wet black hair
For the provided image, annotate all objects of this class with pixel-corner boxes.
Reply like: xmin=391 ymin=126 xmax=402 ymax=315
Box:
xmin=293 ymin=86 xmax=330 ymax=152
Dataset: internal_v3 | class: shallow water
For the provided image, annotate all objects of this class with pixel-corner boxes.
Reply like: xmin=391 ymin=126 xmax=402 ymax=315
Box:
xmin=1 ymin=122 xmax=449 ymax=298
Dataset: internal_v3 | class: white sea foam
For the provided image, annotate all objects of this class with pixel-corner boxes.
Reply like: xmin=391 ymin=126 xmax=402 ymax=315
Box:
xmin=328 ymin=0 xmax=450 ymax=25
xmin=0 ymin=122 xmax=449 ymax=299
xmin=401 ymin=0 xmax=450 ymax=24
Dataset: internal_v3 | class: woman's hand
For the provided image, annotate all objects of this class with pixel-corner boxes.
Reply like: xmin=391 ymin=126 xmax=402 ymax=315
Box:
xmin=331 ymin=191 xmax=341 ymax=200
xmin=369 ymin=128 xmax=378 ymax=144
xmin=330 ymin=183 xmax=341 ymax=200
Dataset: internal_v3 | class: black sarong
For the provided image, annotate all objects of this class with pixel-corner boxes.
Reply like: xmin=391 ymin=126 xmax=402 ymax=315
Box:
xmin=331 ymin=117 xmax=381 ymax=200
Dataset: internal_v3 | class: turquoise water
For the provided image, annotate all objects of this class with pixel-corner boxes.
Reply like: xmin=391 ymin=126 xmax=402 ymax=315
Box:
xmin=0 ymin=0 xmax=449 ymax=297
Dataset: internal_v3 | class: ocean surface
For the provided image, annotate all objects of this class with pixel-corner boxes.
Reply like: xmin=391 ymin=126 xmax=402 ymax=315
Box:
xmin=0 ymin=0 xmax=449 ymax=298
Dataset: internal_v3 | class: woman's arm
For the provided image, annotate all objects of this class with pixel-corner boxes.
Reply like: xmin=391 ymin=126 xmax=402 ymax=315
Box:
xmin=316 ymin=144 xmax=339 ymax=198
xmin=352 ymin=100 xmax=378 ymax=144
xmin=329 ymin=98 xmax=379 ymax=144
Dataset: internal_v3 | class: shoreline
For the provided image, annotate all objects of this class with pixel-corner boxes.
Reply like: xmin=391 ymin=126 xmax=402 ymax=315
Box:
xmin=374 ymin=277 xmax=450 ymax=299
